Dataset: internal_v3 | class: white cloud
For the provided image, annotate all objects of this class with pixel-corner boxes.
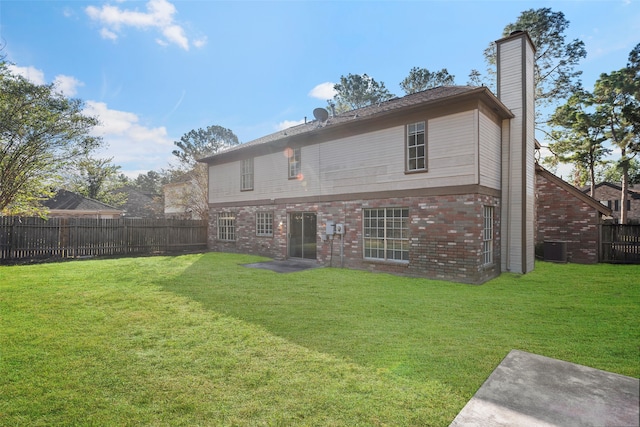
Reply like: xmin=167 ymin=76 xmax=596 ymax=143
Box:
xmin=162 ymin=24 xmax=188 ymax=50
xmin=53 ymin=75 xmax=84 ymax=97
xmin=277 ymin=119 xmax=305 ymax=131
xmin=100 ymin=28 xmax=118 ymax=40
xmin=84 ymin=101 xmax=174 ymax=173
xmin=193 ymin=36 xmax=208 ymax=49
xmin=309 ymin=82 xmax=336 ymax=100
xmin=85 ymin=0 xmax=196 ymax=51
xmin=7 ymin=64 xmax=46 ymax=85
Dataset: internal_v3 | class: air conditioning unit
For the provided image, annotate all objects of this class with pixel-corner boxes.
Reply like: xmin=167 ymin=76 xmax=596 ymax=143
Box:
xmin=544 ymin=241 xmax=567 ymax=263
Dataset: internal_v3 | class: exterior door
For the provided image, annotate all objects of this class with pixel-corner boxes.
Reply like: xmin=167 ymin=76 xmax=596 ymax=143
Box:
xmin=288 ymin=212 xmax=317 ymax=259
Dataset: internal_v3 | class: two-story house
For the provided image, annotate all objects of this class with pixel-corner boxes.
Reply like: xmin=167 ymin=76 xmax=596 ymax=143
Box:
xmin=200 ymin=31 xmax=536 ymax=284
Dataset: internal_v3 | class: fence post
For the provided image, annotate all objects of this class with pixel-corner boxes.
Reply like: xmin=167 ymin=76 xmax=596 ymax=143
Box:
xmin=598 ymin=223 xmax=602 ymax=263
xmin=10 ymin=216 xmax=17 ymax=260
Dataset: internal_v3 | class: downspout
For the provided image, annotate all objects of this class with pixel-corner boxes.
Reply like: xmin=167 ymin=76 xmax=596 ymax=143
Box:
xmin=505 ymin=121 xmax=512 ymax=271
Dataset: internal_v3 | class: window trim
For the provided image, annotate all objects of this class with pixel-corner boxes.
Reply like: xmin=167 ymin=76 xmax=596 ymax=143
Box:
xmin=482 ymin=205 xmax=494 ymax=266
xmin=405 ymin=121 xmax=427 ymax=174
xmin=363 ymin=207 xmax=409 ymax=263
xmin=240 ymin=158 xmax=254 ymax=191
xmin=288 ymin=147 xmax=301 ymax=179
xmin=217 ymin=212 xmax=236 ymax=241
xmin=256 ymin=211 xmax=274 ymax=237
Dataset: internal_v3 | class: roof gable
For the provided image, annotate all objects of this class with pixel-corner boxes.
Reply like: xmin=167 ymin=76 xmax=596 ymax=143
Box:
xmin=583 ymin=182 xmax=640 ymax=199
xmin=536 ymin=166 xmax=612 ymax=216
xmin=43 ymin=189 xmax=121 ymax=212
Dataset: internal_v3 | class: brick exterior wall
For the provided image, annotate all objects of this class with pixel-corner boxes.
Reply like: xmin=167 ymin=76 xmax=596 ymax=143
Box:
xmin=535 ymin=173 xmax=602 ymax=263
xmin=208 ymin=193 xmax=501 ymax=284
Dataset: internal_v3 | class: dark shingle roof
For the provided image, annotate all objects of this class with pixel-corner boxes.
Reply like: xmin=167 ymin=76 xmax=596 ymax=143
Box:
xmin=43 ymin=189 xmax=121 ymax=211
xmin=200 ymin=85 xmax=511 ymax=163
xmin=582 ymin=182 xmax=640 ymax=199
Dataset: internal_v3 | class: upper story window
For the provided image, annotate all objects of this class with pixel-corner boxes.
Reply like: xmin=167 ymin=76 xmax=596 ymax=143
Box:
xmin=288 ymin=147 xmax=301 ymax=179
xmin=406 ymin=121 xmax=426 ymax=172
xmin=241 ymin=158 xmax=253 ymax=191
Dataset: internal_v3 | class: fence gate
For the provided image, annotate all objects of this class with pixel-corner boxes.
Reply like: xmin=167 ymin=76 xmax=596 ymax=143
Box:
xmin=601 ymin=224 xmax=640 ymax=264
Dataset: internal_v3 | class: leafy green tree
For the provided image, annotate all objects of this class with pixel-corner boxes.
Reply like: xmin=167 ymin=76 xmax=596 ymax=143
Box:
xmin=0 ymin=63 xmax=101 ymax=215
xmin=133 ymin=170 xmax=170 ymax=194
xmin=624 ymin=43 xmax=640 ymax=137
xmin=548 ymin=90 xmax=610 ymax=197
xmin=172 ymin=125 xmax=239 ymax=168
xmin=600 ymin=158 xmax=640 ymax=185
xmin=479 ymin=8 xmax=586 ymax=111
xmin=64 ymin=156 xmax=128 ymax=207
xmin=593 ymin=45 xmax=640 ymax=223
xmin=399 ymin=68 xmax=455 ymax=95
xmin=330 ymin=73 xmax=394 ymax=113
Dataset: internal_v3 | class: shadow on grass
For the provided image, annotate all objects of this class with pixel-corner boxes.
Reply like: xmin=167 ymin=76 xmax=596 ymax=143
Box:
xmin=156 ymin=252 xmax=640 ymax=400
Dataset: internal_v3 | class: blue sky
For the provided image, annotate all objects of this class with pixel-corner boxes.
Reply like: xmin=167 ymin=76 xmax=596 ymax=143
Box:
xmin=2 ymin=0 xmax=639 ymax=178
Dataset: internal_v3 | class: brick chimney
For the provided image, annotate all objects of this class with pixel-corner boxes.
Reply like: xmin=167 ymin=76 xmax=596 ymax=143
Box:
xmin=497 ymin=31 xmax=536 ymax=274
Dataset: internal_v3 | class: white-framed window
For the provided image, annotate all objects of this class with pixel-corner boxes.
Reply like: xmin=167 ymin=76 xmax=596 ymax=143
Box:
xmin=482 ymin=206 xmax=494 ymax=266
xmin=217 ymin=212 xmax=236 ymax=241
xmin=363 ymin=208 xmax=409 ymax=262
xmin=241 ymin=158 xmax=253 ymax=191
xmin=406 ymin=121 xmax=426 ymax=172
xmin=256 ymin=212 xmax=273 ymax=237
xmin=288 ymin=147 xmax=301 ymax=179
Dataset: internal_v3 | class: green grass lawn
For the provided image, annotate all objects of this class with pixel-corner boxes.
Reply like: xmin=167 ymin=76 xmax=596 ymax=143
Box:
xmin=1 ymin=253 xmax=638 ymax=426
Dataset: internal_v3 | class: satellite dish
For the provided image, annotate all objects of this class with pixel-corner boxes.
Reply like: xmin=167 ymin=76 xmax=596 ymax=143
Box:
xmin=313 ymin=107 xmax=329 ymax=122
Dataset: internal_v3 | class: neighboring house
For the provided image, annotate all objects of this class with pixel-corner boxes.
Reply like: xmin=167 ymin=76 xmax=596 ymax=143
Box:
xmin=115 ymin=186 xmax=163 ymax=219
xmin=163 ymin=181 xmax=203 ymax=220
xmin=536 ymin=166 xmax=612 ymax=263
xmin=200 ymin=31 xmax=536 ymax=284
xmin=582 ymin=182 xmax=640 ymax=224
xmin=43 ymin=189 xmax=123 ymax=219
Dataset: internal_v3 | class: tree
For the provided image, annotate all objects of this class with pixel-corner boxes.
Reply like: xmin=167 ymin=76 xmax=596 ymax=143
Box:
xmin=593 ymin=51 xmax=640 ymax=223
xmin=169 ymin=125 xmax=240 ymax=221
xmin=172 ymin=125 xmax=239 ymax=168
xmin=0 ymin=63 xmax=102 ymax=215
xmin=132 ymin=170 xmax=170 ymax=194
xmin=399 ymin=67 xmax=455 ymax=95
xmin=624 ymin=43 xmax=640 ymax=137
xmin=600 ymin=158 xmax=640 ymax=185
xmin=479 ymin=8 xmax=586 ymax=111
xmin=548 ymin=90 xmax=610 ymax=197
xmin=467 ymin=69 xmax=483 ymax=87
xmin=164 ymin=166 xmax=209 ymax=220
xmin=64 ymin=156 xmax=128 ymax=207
xmin=330 ymin=73 xmax=394 ymax=113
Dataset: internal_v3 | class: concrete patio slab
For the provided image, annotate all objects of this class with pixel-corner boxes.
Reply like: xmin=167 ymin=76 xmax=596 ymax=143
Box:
xmin=242 ymin=259 xmax=322 ymax=273
xmin=451 ymin=349 xmax=639 ymax=427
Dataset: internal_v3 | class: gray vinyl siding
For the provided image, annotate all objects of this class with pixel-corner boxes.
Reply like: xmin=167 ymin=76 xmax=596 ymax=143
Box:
xmin=208 ymin=109 xmax=482 ymax=204
xmin=479 ymin=111 xmax=502 ymax=189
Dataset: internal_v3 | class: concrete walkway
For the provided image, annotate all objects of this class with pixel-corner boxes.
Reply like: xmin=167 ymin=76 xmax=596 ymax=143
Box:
xmin=242 ymin=259 xmax=322 ymax=273
xmin=451 ymin=350 xmax=639 ymax=427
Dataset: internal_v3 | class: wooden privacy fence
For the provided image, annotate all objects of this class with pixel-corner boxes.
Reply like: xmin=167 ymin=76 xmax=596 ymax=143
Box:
xmin=601 ymin=224 xmax=640 ymax=264
xmin=0 ymin=217 xmax=208 ymax=262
